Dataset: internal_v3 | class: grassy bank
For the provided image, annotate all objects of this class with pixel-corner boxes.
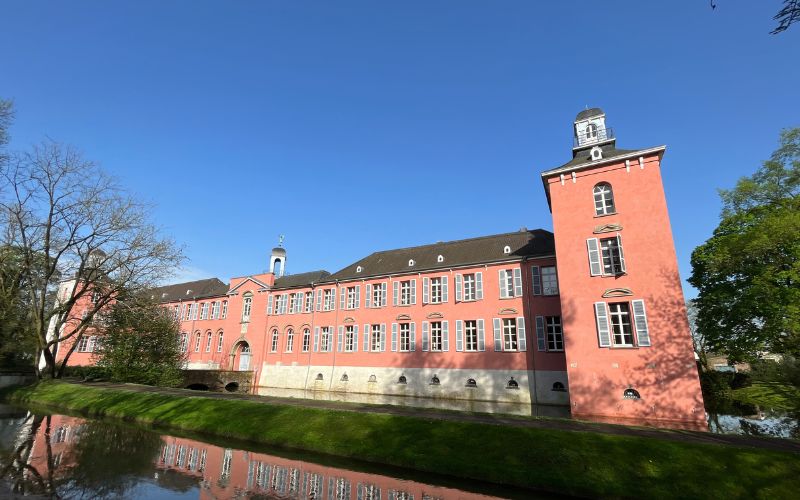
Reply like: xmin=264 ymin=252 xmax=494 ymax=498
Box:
xmin=732 ymin=381 xmax=800 ymax=412
xmin=4 ymin=381 xmax=800 ymax=499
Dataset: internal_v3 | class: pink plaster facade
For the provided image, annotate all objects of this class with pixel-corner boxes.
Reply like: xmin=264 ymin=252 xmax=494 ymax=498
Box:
xmin=52 ymin=109 xmax=705 ymax=429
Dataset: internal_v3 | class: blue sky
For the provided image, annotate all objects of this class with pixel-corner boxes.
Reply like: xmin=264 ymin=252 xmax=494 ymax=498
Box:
xmin=2 ymin=1 xmax=798 ymax=296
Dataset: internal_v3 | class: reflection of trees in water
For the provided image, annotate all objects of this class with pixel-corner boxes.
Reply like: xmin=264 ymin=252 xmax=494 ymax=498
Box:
xmin=59 ymin=420 xmax=163 ymax=498
xmin=0 ymin=413 xmax=163 ymax=499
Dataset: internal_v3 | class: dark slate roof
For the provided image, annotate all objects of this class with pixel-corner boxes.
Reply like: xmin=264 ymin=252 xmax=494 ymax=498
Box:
xmin=575 ymin=107 xmax=604 ymax=121
xmin=544 ymin=143 xmax=640 ymax=174
xmin=150 ymin=278 xmax=229 ymax=303
xmin=326 ymin=230 xmax=554 ymax=282
xmin=273 ymin=270 xmax=331 ymax=290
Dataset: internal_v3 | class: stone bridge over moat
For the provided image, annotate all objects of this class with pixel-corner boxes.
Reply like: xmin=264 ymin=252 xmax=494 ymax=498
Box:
xmin=182 ymin=370 xmax=253 ymax=393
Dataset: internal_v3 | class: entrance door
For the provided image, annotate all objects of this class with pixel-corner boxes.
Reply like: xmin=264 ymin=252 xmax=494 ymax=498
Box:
xmin=238 ymin=346 xmax=251 ymax=371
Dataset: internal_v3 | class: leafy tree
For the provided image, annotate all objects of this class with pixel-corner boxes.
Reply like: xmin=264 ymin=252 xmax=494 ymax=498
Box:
xmin=689 ymin=128 xmax=800 ymax=362
xmin=0 ymin=114 xmax=184 ymax=378
xmin=94 ymin=294 xmax=186 ymax=387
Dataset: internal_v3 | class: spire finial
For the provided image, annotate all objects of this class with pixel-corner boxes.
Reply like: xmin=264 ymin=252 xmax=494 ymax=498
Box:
xmin=278 ymin=234 xmax=285 ymax=247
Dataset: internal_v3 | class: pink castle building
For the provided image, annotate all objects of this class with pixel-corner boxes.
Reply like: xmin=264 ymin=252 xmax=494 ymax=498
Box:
xmin=55 ymin=109 xmax=705 ymax=429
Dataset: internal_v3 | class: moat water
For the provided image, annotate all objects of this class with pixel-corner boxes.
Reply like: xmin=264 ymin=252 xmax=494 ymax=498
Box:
xmin=0 ymin=405 xmax=556 ymax=499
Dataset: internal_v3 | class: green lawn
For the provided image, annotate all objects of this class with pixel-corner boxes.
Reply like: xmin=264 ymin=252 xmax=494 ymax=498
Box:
xmin=3 ymin=381 xmax=800 ymax=499
xmin=732 ymin=382 xmax=800 ymax=412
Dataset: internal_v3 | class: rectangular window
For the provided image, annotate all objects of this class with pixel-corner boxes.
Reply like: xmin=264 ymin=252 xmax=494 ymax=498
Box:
xmin=399 ymin=323 xmax=411 ymax=351
xmin=302 ymin=329 xmax=310 ymax=352
xmin=184 ymin=305 xmax=192 ymax=321
xmin=463 ymin=274 xmax=476 ymax=301
xmin=217 ymin=333 xmax=224 ymax=352
xmin=304 ymin=292 xmax=313 ymax=312
xmin=546 ymin=316 xmax=564 ymax=351
xmin=323 ymin=289 xmax=334 ymax=311
xmin=609 ymin=302 xmax=634 ymax=346
xmin=430 ymin=278 xmax=442 ymax=303
xmin=346 ymin=287 xmax=357 ymax=309
xmin=77 ymin=336 xmax=89 ymax=352
xmin=321 ymin=327 xmax=332 ymax=352
xmin=503 ymin=318 xmax=518 ymax=351
xmin=400 ymin=281 xmax=412 ymax=306
xmin=430 ymin=321 xmax=443 ymax=351
xmin=221 ymin=301 xmax=228 ymax=319
xmin=499 ymin=269 xmax=522 ymax=298
xmin=289 ymin=294 xmax=299 ymax=313
xmin=600 ymin=237 xmax=624 ymax=275
xmin=205 ymin=332 xmax=212 ymax=352
xmin=371 ymin=324 xmax=382 ymax=351
xmin=464 ymin=320 xmax=478 ymax=351
xmin=200 ymin=303 xmax=208 ymax=320
xmin=345 ymin=325 xmax=355 ymax=352
xmin=541 ymin=266 xmax=559 ymax=295
xmin=372 ymin=283 xmax=387 ymax=307
xmin=211 ymin=301 xmax=219 ymax=319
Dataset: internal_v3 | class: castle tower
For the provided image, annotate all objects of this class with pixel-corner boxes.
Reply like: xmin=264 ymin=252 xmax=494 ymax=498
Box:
xmin=541 ymin=109 xmax=705 ymax=429
xmin=269 ymin=237 xmax=286 ymax=277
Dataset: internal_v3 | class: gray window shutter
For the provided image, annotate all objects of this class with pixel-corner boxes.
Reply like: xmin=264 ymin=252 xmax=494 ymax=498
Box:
xmin=422 ymin=277 xmax=430 ymax=304
xmin=493 ymin=318 xmax=502 ymax=351
xmin=393 ymin=281 xmax=399 ymax=306
xmin=380 ymin=323 xmax=387 ymax=351
xmin=314 ymin=327 xmax=320 ymax=352
xmin=455 ymin=320 xmax=464 ymax=352
xmin=315 ymin=289 xmax=322 ymax=311
xmin=267 ymin=295 xmax=273 ymax=315
xmin=340 ymin=287 xmax=346 ymax=310
xmin=337 ymin=326 xmax=344 ymax=352
xmin=381 ymin=283 xmax=387 ymax=306
xmin=531 ymin=266 xmax=542 ymax=295
xmin=411 ymin=279 xmax=417 ymax=304
xmin=535 ymin=316 xmax=546 ymax=351
xmin=476 ymin=272 xmax=484 ymax=300
xmin=632 ymin=299 xmax=651 ymax=346
xmin=410 ymin=322 xmax=416 ymax=351
xmin=363 ymin=324 xmax=370 ymax=351
xmin=587 ymin=238 xmax=602 ymax=276
xmin=355 ymin=285 xmax=361 ymax=309
xmin=617 ymin=233 xmax=626 ymax=273
xmin=513 ymin=268 xmax=523 ymax=297
xmin=477 ymin=319 xmax=485 ymax=351
xmin=353 ymin=325 xmax=359 ymax=352
xmin=455 ymin=274 xmax=463 ymax=302
xmin=594 ymin=302 xmax=612 ymax=347
xmin=442 ymin=276 xmax=448 ymax=302
xmin=422 ymin=321 xmax=429 ymax=351
xmin=442 ymin=320 xmax=449 ymax=351
xmin=517 ymin=317 xmax=527 ymax=351
xmin=365 ymin=284 xmax=372 ymax=308
xmin=499 ymin=270 xmax=508 ymax=298
xmin=391 ymin=323 xmax=398 ymax=352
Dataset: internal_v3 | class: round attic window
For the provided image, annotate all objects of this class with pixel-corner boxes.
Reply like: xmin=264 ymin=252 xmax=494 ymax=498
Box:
xmin=437 ymin=255 xmax=444 ymax=263
xmin=356 ymin=266 xmax=362 ymax=273
xmin=408 ymin=259 xmax=415 ymax=267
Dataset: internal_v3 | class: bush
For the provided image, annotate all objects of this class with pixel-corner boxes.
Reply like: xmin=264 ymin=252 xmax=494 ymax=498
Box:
xmin=750 ymin=356 xmax=800 ymax=386
xmin=61 ymin=364 xmax=110 ymax=381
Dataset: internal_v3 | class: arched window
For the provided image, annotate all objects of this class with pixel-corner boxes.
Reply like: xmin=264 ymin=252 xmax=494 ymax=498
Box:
xmin=221 ymin=300 xmax=228 ymax=319
xmin=593 ymin=183 xmax=616 ymax=216
xmin=194 ymin=332 xmax=202 ymax=352
xmin=552 ymin=382 xmax=566 ymax=392
xmin=302 ymin=328 xmax=311 ymax=352
xmin=430 ymin=375 xmax=441 ymax=385
xmin=398 ymin=375 xmax=407 ymax=384
xmin=623 ymin=388 xmax=641 ymax=400
xmin=286 ymin=328 xmax=294 ymax=352
xmin=205 ymin=331 xmax=212 ymax=352
xmin=270 ymin=329 xmax=279 ymax=352
xmin=507 ymin=377 xmax=519 ymax=389
xmin=586 ymin=123 xmax=598 ymax=139
xmin=180 ymin=333 xmax=188 ymax=352
xmin=241 ymin=293 xmax=252 ymax=322
xmin=216 ymin=331 xmax=224 ymax=352
xmin=465 ymin=378 xmax=477 ymax=388
xmin=273 ymin=259 xmax=282 ymax=276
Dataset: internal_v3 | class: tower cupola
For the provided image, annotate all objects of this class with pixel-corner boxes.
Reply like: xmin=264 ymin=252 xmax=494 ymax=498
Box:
xmin=573 ymin=107 xmax=614 ymax=150
xmin=269 ymin=235 xmax=286 ymax=277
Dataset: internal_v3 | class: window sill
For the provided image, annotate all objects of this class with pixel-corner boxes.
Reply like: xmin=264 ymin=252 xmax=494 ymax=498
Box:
xmin=594 ymin=212 xmax=618 ymax=218
xmin=610 ymin=345 xmax=637 ymax=349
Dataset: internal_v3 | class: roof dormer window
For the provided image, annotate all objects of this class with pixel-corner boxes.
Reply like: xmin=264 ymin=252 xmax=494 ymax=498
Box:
xmin=356 ymin=265 xmax=362 ymax=273
xmin=591 ymin=146 xmax=603 ymax=161
xmin=503 ymin=245 xmax=512 ymax=255
xmin=408 ymin=259 xmax=415 ymax=267
xmin=437 ymin=255 xmax=444 ymax=263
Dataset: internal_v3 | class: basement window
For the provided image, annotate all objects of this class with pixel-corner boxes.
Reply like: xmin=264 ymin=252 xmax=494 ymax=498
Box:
xmin=315 ymin=373 xmax=323 ymax=381
xmin=430 ymin=375 xmax=440 ymax=386
xmin=465 ymin=378 xmax=477 ymax=388
xmin=506 ymin=377 xmax=519 ymax=389
xmin=398 ymin=375 xmax=407 ymax=384
xmin=552 ymin=382 xmax=566 ymax=392
xmin=623 ymin=388 xmax=641 ymax=400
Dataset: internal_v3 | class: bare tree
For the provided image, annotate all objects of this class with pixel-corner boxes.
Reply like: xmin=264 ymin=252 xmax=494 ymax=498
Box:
xmin=0 ymin=140 xmax=183 ymax=378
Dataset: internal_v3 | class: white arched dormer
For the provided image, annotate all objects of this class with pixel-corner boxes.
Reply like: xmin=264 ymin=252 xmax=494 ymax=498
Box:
xmin=503 ymin=245 xmax=512 ymax=255
xmin=437 ymin=255 xmax=444 ymax=263
xmin=408 ymin=259 xmax=415 ymax=267
xmin=590 ymin=146 xmax=603 ymax=161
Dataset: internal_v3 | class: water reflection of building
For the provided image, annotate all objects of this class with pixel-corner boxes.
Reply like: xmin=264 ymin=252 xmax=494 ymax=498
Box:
xmin=20 ymin=414 xmax=501 ymax=499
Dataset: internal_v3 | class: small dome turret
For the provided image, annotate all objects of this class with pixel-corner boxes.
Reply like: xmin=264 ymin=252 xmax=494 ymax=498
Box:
xmin=269 ymin=236 xmax=287 ymax=277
